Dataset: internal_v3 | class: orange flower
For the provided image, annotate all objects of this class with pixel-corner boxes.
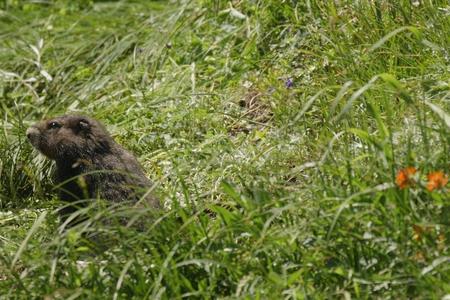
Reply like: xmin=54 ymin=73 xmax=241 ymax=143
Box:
xmin=426 ymin=171 xmax=448 ymax=192
xmin=396 ymin=167 xmax=417 ymax=189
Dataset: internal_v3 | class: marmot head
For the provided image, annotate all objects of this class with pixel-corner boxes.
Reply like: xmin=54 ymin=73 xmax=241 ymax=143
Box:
xmin=26 ymin=115 xmax=114 ymax=162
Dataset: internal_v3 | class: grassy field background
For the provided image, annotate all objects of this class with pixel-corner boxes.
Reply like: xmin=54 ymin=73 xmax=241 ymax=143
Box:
xmin=0 ymin=0 xmax=449 ymax=298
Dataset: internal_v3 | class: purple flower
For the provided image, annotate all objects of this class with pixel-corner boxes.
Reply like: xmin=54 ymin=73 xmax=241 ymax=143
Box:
xmin=285 ymin=78 xmax=294 ymax=88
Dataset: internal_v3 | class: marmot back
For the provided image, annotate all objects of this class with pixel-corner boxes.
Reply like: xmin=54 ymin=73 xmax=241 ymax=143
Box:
xmin=26 ymin=115 xmax=160 ymax=219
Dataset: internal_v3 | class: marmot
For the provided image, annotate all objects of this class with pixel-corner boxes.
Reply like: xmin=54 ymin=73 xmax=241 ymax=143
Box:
xmin=26 ymin=115 xmax=160 ymax=222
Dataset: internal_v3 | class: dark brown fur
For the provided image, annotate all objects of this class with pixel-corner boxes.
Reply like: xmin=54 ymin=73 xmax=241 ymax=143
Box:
xmin=26 ymin=115 xmax=159 ymax=222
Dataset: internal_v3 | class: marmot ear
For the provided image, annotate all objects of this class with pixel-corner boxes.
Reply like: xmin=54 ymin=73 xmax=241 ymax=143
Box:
xmin=78 ymin=119 xmax=91 ymax=131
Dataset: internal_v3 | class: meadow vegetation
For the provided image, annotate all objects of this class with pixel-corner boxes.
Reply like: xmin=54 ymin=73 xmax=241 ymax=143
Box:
xmin=0 ymin=0 xmax=449 ymax=298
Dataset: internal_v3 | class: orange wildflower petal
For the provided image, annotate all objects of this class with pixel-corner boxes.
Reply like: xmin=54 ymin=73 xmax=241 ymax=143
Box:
xmin=396 ymin=167 xmax=417 ymax=189
xmin=426 ymin=171 xmax=449 ymax=192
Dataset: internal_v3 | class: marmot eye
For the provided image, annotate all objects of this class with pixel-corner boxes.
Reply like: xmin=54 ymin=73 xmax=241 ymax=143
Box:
xmin=48 ymin=121 xmax=61 ymax=129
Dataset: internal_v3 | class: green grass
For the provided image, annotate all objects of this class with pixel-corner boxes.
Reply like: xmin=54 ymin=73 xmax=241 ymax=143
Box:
xmin=0 ymin=0 xmax=449 ymax=298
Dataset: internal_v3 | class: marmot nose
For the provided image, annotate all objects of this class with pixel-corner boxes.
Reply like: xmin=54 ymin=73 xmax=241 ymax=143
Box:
xmin=26 ymin=127 xmax=40 ymax=140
